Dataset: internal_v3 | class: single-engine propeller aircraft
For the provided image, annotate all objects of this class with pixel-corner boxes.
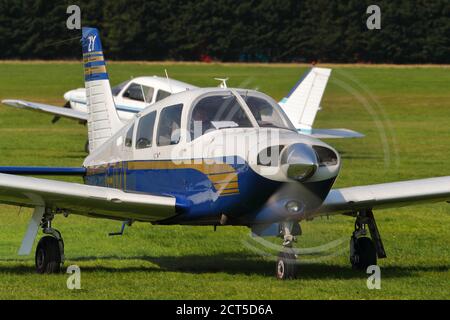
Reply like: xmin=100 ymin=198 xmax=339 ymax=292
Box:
xmin=0 ymin=28 xmax=448 ymax=279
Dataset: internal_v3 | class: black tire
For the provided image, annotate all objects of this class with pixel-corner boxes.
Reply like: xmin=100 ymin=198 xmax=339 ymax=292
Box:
xmin=35 ymin=236 xmax=61 ymax=274
xmin=350 ymin=237 xmax=377 ymax=270
xmin=84 ymin=140 xmax=89 ymax=153
xmin=276 ymin=249 xmax=297 ymax=280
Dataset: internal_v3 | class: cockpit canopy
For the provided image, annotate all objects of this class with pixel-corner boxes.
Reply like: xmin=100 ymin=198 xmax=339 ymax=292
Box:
xmin=122 ymin=89 xmax=296 ymax=151
xmin=189 ymin=90 xmax=295 ymax=141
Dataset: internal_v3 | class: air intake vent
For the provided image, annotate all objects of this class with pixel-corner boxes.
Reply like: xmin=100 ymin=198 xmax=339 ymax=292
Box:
xmin=313 ymin=146 xmax=338 ymax=167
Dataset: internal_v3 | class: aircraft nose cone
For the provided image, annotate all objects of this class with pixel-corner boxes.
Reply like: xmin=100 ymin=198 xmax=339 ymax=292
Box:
xmin=280 ymin=143 xmax=318 ymax=182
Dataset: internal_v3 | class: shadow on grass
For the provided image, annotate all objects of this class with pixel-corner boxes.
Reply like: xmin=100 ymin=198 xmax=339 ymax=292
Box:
xmin=0 ymin=253 xmax=448 ymax=279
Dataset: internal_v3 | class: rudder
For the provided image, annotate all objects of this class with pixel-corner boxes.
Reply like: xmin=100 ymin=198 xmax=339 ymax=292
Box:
xmin=81 ymin=27 xmax=123 ymax=153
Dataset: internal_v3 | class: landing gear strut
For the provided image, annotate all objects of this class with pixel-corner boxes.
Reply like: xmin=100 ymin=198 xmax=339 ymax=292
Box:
xmin=350 ymin=210 xmax=386 ymax=270
xmin=276 ymin=222 xmax=300 ymax=280
xmin=35 ymin=211 xmax=64 ymax=274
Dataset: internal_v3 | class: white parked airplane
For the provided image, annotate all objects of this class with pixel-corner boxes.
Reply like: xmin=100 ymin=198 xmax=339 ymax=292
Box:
xmin=0 ymin=27 xmax=448 ymax=280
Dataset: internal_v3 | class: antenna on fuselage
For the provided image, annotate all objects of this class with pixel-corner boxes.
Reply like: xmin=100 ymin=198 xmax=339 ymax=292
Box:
xmin=165 ymin=69 xmax=173 ymax=93
xmin=214 ymin=77 xmax=229 ymax=89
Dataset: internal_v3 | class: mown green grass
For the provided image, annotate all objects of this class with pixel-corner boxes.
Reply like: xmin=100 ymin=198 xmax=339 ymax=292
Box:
xmin=0 ymin=62 xmax=449 ymax=299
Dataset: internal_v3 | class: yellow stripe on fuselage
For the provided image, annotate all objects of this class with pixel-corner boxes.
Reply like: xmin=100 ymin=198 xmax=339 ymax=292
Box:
xmin=128 ymin=161 xmax=236 ymax=176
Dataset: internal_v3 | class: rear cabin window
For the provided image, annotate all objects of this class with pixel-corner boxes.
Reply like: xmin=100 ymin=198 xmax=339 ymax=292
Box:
xmin=156 ymin=90 xmax=171 ymax=102
xmin=157 ymin=104 xmax=183 ymax=146
xmin=136 ymin=111 xmax=157 ymax=149
xmin=190 ymin=94 xmax=253 ymax=141
xmin=123 ymin=83 xmax=154 ymax=103
xmin=125 ymin=124 xmax=134 ymax=147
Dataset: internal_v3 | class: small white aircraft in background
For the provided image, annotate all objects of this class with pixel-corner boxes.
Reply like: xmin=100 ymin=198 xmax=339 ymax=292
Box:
xmin=2 ymin=66 xmax=363 ymax=152
xmin=63 ymin=76 xmax=198 ymax=122
xmin=0 ymin=27 xmax=448 ymax=280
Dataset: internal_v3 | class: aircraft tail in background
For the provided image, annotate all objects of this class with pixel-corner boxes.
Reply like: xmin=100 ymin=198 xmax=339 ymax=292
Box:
xmin=81 ymin=27 xmax=123 ymax=153
xmin=280 ymin=67 xmax=364 ymax=139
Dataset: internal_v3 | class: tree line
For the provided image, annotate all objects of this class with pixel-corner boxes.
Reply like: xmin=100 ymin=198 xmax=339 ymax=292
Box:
xmin=0 ymin=0 xmax=449 ymax=63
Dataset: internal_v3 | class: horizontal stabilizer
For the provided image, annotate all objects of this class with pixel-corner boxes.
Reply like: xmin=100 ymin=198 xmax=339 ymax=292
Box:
xmin=1 ymin=99 xmax=88 ymax=121
xmin=0 ymin=167 xmax=86 ymax=176
xmin=299 ymin=128 xmax=365 ymax=139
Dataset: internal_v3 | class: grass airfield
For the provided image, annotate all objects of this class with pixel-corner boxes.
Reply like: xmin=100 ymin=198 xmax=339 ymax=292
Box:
xmin=0 ymin=62 xmax=449 ymax=299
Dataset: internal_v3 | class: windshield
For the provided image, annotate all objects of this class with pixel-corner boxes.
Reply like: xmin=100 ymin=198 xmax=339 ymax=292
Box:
xmin=190 ymin=93 xmax=253 ymax=140
xmin=241 ymin=93 xmax=295 ymax=131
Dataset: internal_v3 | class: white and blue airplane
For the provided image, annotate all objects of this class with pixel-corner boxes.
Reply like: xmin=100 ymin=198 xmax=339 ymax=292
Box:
xmin=0 ymin=28 xmax=448 ymax=279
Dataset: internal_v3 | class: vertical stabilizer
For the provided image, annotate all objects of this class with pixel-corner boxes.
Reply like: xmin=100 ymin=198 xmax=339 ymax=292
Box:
xmin=279 ymin=67 xmax=332 ymax=132
xmin=81 ymin=27 xmax=123 ymax=152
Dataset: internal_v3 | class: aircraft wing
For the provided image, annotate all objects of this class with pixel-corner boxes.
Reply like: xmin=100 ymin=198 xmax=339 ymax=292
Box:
xmin=317 ymin=176 xmax=450 ymax=216
xmin=0 ymin=173 xmax=176 ymax=222
xmin=1 ymin=99 xmax=88 ymax=122
xmin=300 ymin=128 xmax=365 ymax=139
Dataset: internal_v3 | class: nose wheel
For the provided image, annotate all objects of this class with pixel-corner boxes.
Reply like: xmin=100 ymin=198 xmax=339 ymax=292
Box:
xmin=276 ymin=222 xmax=300 ymax=280
xmin=276 ymin=248 xmax=297 ymax=280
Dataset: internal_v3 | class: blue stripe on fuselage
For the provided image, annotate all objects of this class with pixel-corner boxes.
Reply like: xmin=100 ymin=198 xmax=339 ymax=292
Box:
xmin=84 ymin=157 xmax=282 ymax=223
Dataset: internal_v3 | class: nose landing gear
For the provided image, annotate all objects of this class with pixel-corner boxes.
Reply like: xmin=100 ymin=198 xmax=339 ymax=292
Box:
xmin=276 ymin=222 xmax=300 ymax=280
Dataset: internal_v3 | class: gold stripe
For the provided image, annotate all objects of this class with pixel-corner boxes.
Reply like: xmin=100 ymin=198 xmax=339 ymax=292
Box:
xmin=83 ymin=51 xmax=103 ymax=57
xmin=213 ymin=182 xmax=239 ymax=190
xmin=208 ymin=173 xmax=238 ymax=184
xmin=220 ymin=189 xmax=240 ymax=195
xmin=128 ymin=161 xmax=235 ymax=176
xmin=85 ymin=66 xmax=107 ymax=75
xmin=83 ymin=55 xmax=104 ymax=64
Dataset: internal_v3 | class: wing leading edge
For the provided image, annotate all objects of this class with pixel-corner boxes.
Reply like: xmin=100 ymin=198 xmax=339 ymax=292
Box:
xmin=0 ymin=173 xmax=176 ymax=222
xmin=317 ymin=176 xmax=450 ymax=217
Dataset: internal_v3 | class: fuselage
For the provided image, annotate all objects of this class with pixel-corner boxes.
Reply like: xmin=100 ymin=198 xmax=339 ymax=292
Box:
xmin=64 ymin=76 xmax=197 ymax=122
xmin=83 ymin=88 xmax=341 ymax=226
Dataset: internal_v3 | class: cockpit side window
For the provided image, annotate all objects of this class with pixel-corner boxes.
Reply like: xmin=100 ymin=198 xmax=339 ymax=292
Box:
xmin=123 ymin=83 xmax=154 ymax=103
xmin=157 ymin=104 xmax=183 ymax=146
xmin=124 ymin=124 xmax=134 ymax=148
xmin=156 ymin=90 xmax=171 ymax=102
xmin=136 ymin=111 xmax=156 ymax=149
xmin=190 ymin=94 xmax=253 ymax=141
xmin=242 ymin=94 xmax=294 ymax=130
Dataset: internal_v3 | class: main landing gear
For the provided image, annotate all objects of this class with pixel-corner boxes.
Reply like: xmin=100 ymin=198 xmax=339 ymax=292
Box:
xmin=276 ymin=222 xmax=301 ymax=280
xmin=350 ymin=210 xmax=386 ymax=270
xmin=35 ymin=211 xmax=65 ymax=274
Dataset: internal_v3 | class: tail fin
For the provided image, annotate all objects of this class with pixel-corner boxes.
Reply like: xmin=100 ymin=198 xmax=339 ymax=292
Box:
xmin=81 ymin=27 xmax=123 ymax=153
xmin=279 ymin=67 xmax=331 ymax=132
